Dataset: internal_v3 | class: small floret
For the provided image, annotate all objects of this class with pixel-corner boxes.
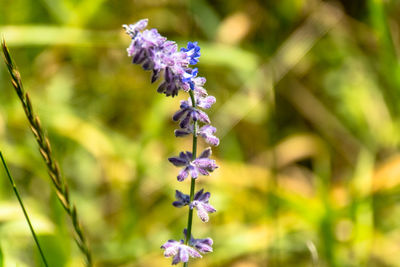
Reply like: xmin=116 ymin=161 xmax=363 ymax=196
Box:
xmin=168 ymin=148 xmax=218 ymax=181
xmin=161 ymin=240 xmax=201 ymax=265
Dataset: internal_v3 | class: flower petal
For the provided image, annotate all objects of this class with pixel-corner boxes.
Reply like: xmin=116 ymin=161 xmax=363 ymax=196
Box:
xmin=187 ymin=246 xmax=202 ymax=258
xmin=193 ymin=189 xmax=204 ymax=200
xmin=179 ymin=247 xmax=189 ymax=263
xmin=198 ymin=147 xmax=212 ymax=159
xmin=168 ymin=156 xmax=187 ymax=166
xmin=177 ymin=167 xmax=190 ymax=181
xmin=188 ymin=165 xmax=199 ymax=179
xmin=196 ymin=205 xmax=209 ymax=222
xmin=196 ymin=110 xmax=210 ymax=124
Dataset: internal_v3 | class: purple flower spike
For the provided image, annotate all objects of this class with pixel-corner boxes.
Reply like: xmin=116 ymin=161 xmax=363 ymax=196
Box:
xmin=161 ymin=240 xmax=202 ymax=265
xmin=198 ymin=125 xmax=219 ymax=146
xmin=124 ymin=20 xmax=208 ymax=98
xmin=183 ymin=229 xmax=214 ymax=253
xmin=190 ymin=189 xmax=216 ymax=222
xmin=173 ymin=190 xmax=190 ymax=207
xmin=181 ymin=42 xmax=201 ymax=65
xmin=124 ymin=19 xmax=218 ymax=265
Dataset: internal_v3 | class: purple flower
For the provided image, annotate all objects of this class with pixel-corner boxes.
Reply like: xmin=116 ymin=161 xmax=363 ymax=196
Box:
xmin=173 ymin=99 xmax=210 ymax=128
xmin=182 ymin=68 xmax=198 ymax=83
xmin=141 ymin=29 xmax=166 ymax=48
xmin=125 ymin=19 xmax=218 ymax=266
xmin=192 ymin=77 xmax=207 ymax=97
xmin=181 ymin=42 xmax=201 ymax=65
xmin=126 ymin=29 xmax=167 ymax=70
xmin=196 ymin=95 xmax=216 ymax=109
xmin=198 ymin=125 xmax=219 ymax=146
xmin=172 ymin=190 xmax=190 ymax=207
xmin=124 ymin=20 xmax=209 ymax=98
xmin=183 ymin=229 xmax=214 ymax=253
xmin=157 ymin=69 xmax=181 ymax=97
xmin=174 ymin=124 xmax=219 ymax=146
xmin=161 ymin=240 xmax=201 ymax=265
xmin=192 ymin=147 xmax=218 ymax=175
xmin=190 ymin=189 xmax=216 ymax=222
xmin=172 ymin=189 xmax=216 ymax=222
xmin=191 ymin=236 xmax=213 ymax=253
xmin=181 ymin=68 xmax=198 ymax=90
xmin=168 ymin=151 xmax=195 ymax=181
xmin=123 ymin=19 xmax=148 ymax=38
xmin=168 ymin=148 xmax=218 ymax=181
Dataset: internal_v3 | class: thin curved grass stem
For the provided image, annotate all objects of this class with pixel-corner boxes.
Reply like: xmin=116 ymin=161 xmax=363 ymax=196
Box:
xmin=0 ymin=151 xmax=49 ymax=267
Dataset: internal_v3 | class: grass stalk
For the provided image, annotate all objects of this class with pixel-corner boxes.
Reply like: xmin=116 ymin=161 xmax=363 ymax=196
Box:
xmin=1 ymin=39 xmax=93 ymax=266
xmin=0 ymin=151 xmax=49 ymax=267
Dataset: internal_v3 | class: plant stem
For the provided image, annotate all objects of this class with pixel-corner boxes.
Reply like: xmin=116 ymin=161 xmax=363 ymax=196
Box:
xmin=2 ymin=39 xmax=92 ymax=266
xmin=0 ymin=151 xmax=49 ymax=267
xmin=183 ymin=90 xmax=198 ymax=267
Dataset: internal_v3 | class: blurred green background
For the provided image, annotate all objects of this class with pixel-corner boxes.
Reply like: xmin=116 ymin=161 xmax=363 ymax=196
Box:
xmin=2 ymin=0 xmax=400 ymax=266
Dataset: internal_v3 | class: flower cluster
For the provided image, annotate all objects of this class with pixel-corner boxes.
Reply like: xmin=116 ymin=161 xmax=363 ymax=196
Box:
xmin=123 ymin=19 xmax=204 ymax=97
xmin=160 ymin=230 xmax=213 ymax=265
xmin=124 ymin=19 xmax=219 ymax=265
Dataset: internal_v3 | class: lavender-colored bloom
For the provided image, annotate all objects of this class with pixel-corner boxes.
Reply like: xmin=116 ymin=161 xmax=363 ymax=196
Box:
xmin=179 ymin=94 xmax=216 ymax=110
xmin=174 ymin=124 xmax=219 ymax=146
xmin=125 ymin=20 xmax=217 ymax=265
xmin=183 ymin=229 xmax=214 ymax=253
xmin=198 ymin=125 xmax=219 ymax=146
xmin=124 ymin=20 xmax=209 ymax=98
xmin=190 ymin=189 xmax=216 ymax=222
xmin=157 ymin=71 xmax=181 ymax=97
xmin=181 ymin=42 xmax=201 ymax=65
xmin=182 ymin=68 xmax=198 ymax=90
xmin=192 ymin=148 xmax=218 ymax=176
xmin=192 ymin=76 xmax=208 ymax=97
xmin=161 ymin=240 xmax=202 ymax=265
xmin=168 ymin=148 xmax=218 ymax=181
xmin=172 ymin=189 xmax=216 ymax=222
xmin=172 ymin=190 xmax=190 ymax=207
xmin=195 ymin=95 xmax=216 ymax=109
xmin=168 ymin=151 xmax=196 ymax=181
xmin=191 ymin=236 xmax=213 ymax=253
xmin=123 ymin=19 xmax=148 ymax=38
xmin=173 ymin=100 xmax=210 ymax=128
xmin=126 ymin=29 xmax=167 ymax=70
xmin=141 ymin=29 xmax=166 ymax=48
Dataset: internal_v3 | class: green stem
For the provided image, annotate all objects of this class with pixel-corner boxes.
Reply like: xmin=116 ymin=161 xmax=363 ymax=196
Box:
xmin=0 ymin=151 xmax=49 ymax=267
xmin=183 ymin=91 xmax=198 ymax=267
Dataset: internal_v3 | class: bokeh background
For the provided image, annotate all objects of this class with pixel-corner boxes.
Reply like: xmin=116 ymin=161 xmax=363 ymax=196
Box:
xmin=1 ymin=0 xmax=400 ymax=266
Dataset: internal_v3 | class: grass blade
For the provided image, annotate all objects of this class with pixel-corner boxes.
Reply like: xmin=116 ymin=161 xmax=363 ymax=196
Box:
xmin=0 ymin=151 xmax=49 ymax=267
